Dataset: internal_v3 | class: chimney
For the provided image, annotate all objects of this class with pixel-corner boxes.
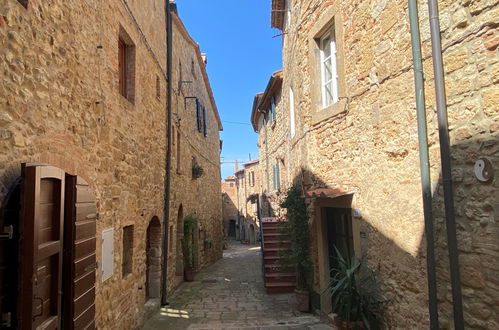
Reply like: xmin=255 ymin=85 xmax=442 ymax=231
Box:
xmin=201 ymin=53 xmax=207 ymax=65
xmin=235 ymin=160 xmax=239 ymax=172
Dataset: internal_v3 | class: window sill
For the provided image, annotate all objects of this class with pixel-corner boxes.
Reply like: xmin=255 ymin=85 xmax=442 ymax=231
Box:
xmin=119 ymin=94 xmax=135 ymax=107
xmin=311 ymin=99 xmax=347 ymax=126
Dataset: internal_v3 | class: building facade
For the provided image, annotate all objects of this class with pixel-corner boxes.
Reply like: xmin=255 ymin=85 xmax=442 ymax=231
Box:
xmin=252 ymin=0 xmax=498 ymax=328
xmin=221 ymin=176 xmax=238 ymax=238
xmin=0 ymin=0 xmax=222 ymax=329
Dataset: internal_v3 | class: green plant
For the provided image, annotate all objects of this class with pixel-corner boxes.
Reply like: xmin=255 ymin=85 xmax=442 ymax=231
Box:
xmin=182 ymin=214 xmax=198 ymax=269
xmin=329 ymin=247 xmax=381 ymax=329
xmin=279 ymin=184 xmax=311 ymax=290
xmin=192 ymin=163 xmax=204 ymax=179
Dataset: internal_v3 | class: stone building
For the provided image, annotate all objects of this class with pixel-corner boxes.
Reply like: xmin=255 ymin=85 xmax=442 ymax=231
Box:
xmin=221 ymin=176 xmax=238 ymax=238
xmin=0 ymin=0 xmax=222 ymax=329
xmin=252 ymin=0 xmax=498 ymax=328
xmin=233 ymin=160 xmax=262 ymax=244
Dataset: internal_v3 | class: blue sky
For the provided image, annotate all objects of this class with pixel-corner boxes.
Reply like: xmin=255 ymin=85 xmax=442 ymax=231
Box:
xmin=175 ymin=0 xmax=282 ymax=180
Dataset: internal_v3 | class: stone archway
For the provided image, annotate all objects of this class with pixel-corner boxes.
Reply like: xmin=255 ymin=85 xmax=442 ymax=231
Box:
xmin=175 ymin=205 xmax=184 ymax=282
xmin=146 ymin=216 xmax=161 ymax=299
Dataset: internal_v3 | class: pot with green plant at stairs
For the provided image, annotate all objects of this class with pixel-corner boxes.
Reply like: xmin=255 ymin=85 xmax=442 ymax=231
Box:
xmin=329 ymin=247 xmax=382 ymax=330
xmin=279 ymin=184 xmax=312 ymax=312
xmin=192 ymin=163 xmax=204 ymax=179
xmin=182 ymin=214 xmax=198 ymax=282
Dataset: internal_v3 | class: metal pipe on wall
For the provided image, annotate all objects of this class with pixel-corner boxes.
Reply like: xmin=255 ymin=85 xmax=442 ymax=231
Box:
xmin=161 ymin=0 xmax=173 ymax=306
xmin=408 ymin=0 xmax=439 ymax=328
xmin=427 ymin=0 xmax=464 ymax=328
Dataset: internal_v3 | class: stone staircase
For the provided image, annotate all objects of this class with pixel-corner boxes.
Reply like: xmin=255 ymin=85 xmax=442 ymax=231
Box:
xmin=261 ymin=219 xmax=296 ymax=294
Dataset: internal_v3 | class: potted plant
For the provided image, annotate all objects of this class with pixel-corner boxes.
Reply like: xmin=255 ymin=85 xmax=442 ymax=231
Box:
xmin=279 ymin=184 xmax=311 ymax=312
xmin=329 ymin=247 xmax=381 ymax=330
xmin=182 ymin=214 xmax=198 ymax=282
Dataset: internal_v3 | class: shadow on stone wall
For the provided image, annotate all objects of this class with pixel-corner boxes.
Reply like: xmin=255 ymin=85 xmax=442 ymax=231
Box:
xmin=284 ymin=132 xmax=497 ymax=329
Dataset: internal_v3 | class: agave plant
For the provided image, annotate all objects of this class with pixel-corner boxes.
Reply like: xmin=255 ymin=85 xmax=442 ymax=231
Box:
xmin=329 ymin=247 xmax=381 ymax=329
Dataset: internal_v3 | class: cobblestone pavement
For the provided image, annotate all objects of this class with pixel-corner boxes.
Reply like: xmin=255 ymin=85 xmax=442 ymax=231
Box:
xmin=142 ymin=241 xmax=335 ymax=330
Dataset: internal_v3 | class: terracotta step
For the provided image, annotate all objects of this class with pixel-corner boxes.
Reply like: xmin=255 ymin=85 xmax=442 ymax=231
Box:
xmin=262 ymin=221 xmax=287 ymax=228
xmin=263 ymin=249 xmax=285 ymax=258
xmin=264 ymin=272 xmax=296 ymax=283
xmin=263 ymin=241 xmax=290 ymax=249
xmin=261 ymin=227 xmax=285 ymax=235
xmin=265 ymin=282 xmax=295 ymax=294
xmin=263 ymin=263 xmax=293 ymax=273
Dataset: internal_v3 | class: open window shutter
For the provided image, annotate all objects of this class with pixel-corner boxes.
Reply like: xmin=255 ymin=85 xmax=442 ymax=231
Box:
xmin=276 ymin=164 xmax=281 ymax=190
xmin=196 ymin=99 xmax=202 ymax=132
xmin=202 ymin=107 xmax=207 ymax=137
xmin=20 ymin=164 xmax=65 ymax=330
xmin=272 ymin=165 xmax=277 ymax=190
xmin=63 ymin=176 xmax=97 ymax=330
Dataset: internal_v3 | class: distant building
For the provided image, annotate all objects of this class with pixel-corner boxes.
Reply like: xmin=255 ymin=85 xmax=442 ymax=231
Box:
xmin=221 ymin=176 xmax=238 ymax=238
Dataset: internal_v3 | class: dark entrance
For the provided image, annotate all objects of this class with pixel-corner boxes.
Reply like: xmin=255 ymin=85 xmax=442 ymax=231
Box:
xmin=0 ymin=164 xmax=97 ymax=329
xmin=228 ymin=220 xmax=236 ymax=238
xmin=325 ymin=207 xmax=354 ymax=271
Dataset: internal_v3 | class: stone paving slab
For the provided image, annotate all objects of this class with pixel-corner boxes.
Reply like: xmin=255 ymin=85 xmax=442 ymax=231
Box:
xmin=142 ymin=242 xmax=335 ymax=330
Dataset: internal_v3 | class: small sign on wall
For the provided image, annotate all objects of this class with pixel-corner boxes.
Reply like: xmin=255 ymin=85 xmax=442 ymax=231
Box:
xmin=102 ymin=228 xmax=114 ymax=282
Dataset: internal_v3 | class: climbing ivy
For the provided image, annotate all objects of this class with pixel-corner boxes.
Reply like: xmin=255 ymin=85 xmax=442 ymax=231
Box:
xmin=279 ymin=184 xmax=311 ymax=290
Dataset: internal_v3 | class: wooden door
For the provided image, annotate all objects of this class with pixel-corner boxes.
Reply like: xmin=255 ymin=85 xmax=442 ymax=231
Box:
xmin=20 ymin=164 xmax=65 ymax=330
xmin=63 ymin=175 xmax=97 ymax=330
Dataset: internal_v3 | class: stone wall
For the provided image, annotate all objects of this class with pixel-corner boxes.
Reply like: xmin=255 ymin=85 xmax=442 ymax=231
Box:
xmin=0 ymin=1 xmax=222 ymax=329
xmin=166 ymin=11 xmax=223 ymax=290
xmin=266 ymin=0 xmax=498 ymax=328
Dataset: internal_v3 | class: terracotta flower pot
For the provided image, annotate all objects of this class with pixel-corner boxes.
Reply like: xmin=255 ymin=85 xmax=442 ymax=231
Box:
xmin=333 ymin=318 xmax=357 ymax=330
xmin=184 ymin=269 xmax=195 ymax=282
xmin=294 ymin=289 xmax=310 ymax=312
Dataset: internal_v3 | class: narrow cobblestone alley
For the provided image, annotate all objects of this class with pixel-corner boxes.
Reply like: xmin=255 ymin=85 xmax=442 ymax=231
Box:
xmin=142 ymin=242 xmax=334 ymax=330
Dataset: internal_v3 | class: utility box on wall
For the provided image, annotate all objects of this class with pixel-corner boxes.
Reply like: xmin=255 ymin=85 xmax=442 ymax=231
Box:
xmin=102 ymin=228 xmax=114 ymax=282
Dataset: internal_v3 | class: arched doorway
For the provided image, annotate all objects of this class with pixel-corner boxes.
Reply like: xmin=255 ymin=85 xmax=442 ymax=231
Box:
xmin=0 ymin=163 xmax=97 ymax=329
xmin=175 ymin=205 xmax=184 ymax=284
xmin=146 ymin=217 xmax=161 ymax=299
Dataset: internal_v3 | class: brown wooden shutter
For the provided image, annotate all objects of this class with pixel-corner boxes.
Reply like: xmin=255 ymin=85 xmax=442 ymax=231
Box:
xmin=20 ymin=164 xmax=65 ymax=330
xmin=119 ymin=38 xmax=127 ymax=98
xmin=63 ymin=175 xmax=97 ymax=330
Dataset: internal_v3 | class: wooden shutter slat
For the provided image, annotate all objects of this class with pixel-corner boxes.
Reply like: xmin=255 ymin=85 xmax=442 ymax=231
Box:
xmin=74 ymin=254 xmax=96 ymax=279
xmin=37 ymin=241 xmax=61 ymax=261
xmin=74 ymin=304 xmax=95 ymax=329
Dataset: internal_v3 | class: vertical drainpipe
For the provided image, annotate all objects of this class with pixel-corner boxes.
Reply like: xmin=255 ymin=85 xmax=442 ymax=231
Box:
xmin=408 ymin=1 xmax=439 ymax=328
xmin=427 ymin=0 xmax=464 ymax=328
xmin=161 ymin=0 xmax=173 ymax=306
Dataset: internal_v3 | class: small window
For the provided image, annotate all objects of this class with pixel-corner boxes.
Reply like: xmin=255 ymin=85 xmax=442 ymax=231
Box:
xmin=273 ymin=163 xmax=281 ymax=190
xmin=176 ymin=130 xmax=181 ymax=172
xmin=196 ymin=99 xmax=202 ymax=133
xmin=17 ymin=0 xmax=28 ymax=8
xmin=191 ymin=59 xmax=196 ymax=78
xmin=270 ymin=96 xmax=277 ymax=122
xmin=229 ymin=183 xmax=234 ymax=187
xmin=156 ymin=75 xmax=161 ymax=99
xmin=320 ymin=30 xmax=338 ymax=108
xmin=249 ymin=171 xmax=255 ymax=187
xmin=169 ymin=225 xmax=173 ymax=253
xmin=122 ymin=225 xmax=134 ymax=276
xmin=202 ymin=106 xmax=208 ymax=137
xmin=118 ymin=29 xmax=136 ymax=103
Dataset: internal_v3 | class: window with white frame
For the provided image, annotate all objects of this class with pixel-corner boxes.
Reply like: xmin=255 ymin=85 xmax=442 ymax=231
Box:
xmin=289 ymin=88 xmax=295 ymax=137
xmin=320 ymin=30 xmax=339 ymax=108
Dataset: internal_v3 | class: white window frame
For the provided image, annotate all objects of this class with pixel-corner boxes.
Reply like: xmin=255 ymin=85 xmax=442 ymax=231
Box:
xmin=289 ymin=88 xmax=295 ymax=138
xmin=319 ymin=32 xmax=339 ymax=108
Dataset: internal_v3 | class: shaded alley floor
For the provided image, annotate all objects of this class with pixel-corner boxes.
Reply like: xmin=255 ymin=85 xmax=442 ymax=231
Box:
xmin=142 ymin=241 xmax=335 ymax=330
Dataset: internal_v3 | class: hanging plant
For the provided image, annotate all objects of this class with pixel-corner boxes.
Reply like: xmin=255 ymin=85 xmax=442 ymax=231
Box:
xmin=192 ymin=163 xmax=204 ymax=179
